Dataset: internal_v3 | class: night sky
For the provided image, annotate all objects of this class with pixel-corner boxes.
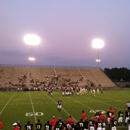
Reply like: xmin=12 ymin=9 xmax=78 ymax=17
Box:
xmin=0 ymin=0 xmax=129 ymax=69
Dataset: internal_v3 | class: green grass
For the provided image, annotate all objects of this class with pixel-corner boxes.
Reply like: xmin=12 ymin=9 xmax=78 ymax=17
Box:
xmin=0 ymin=89 xmax=130 ymax=130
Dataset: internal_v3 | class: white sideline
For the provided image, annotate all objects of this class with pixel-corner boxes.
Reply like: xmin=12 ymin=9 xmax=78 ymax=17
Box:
xmin=69 ymin=97 xmax=121 ymax=110
xmin=41 ymin=92 xmax=77 ymax=121
xmin=0 ymin=92 xmax=17 ymax=114
xmin=68 ymin=97 xmax=94 ymax=110
xmin=28 ymin=92 xmax=37 ymax=123
xmin=84 ymin=96 xmax=123 ymax=110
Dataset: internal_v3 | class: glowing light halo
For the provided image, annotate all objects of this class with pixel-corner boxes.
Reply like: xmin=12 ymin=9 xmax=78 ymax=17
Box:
xmin=92 ymin=38 xmax=104 ymax=49
xmin=29 ymin=57 xmax=35 ymax=61
xmin=24 ymin=34 xmax=41 ymax=45
xmin=96 ymin=59 xmax=100 ymax=62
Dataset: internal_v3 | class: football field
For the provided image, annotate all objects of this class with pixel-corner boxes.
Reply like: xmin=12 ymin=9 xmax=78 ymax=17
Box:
xmin=0 ymin=89 xmax=130 ymax=130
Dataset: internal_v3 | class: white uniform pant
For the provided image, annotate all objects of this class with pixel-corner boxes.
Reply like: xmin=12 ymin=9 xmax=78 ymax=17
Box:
xmin=97 ymin=127 xmax=102 ymax=130
xmin=89 ymin=126 xmax=94 ymax=130
xmin=125 ymin=117 xmax=129 ymax=123
xmin=111 ymin=126 xmax=117 ymax=130
xmin=128 ymin=124 xmax=130 ymax=130
xmin=118 ymin=117 xmax=123 ymax=123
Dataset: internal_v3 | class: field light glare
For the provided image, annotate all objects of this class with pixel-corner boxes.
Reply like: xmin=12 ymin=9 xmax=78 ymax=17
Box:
xmin=24 ymin=34 xmax=41 ymax=45
xmin=96 ymin=59 xmax=101 ymax=62
xmin=92 ymin=39 xmax=104 ymax=49
xmin=29 ymin=57 xmax=35 ymax=61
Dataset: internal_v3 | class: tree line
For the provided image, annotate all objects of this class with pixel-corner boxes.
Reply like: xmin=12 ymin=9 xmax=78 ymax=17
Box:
xmin=104 ymin=67 xmax=130 ymax=81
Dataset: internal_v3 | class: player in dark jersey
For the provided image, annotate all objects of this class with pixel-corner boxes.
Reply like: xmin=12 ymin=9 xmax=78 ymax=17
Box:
xmin=124 ymin=109 xmax=130 ymax=127
xmin=111 ymin=117 xmax=118 ymax=130
xmin=57 ymin=100 xmax=62 ymax=111
xmin=97 ymin=119 xmax=102 ymax=130
xmin=76 ymin=119 xmax=84 ymax=130
xmin=57 ymin=118 xmax=64 ymax=129
xmin=24 ymin=121 xmax=33 ymax=130
xmin=84 ymin=118 xmax=89 ymax=130
xmin=128 ymin=117 xmax=130 ymax=130
xmin=48 ymin=86 xmax=53 ymax=96
xmin=117 ymin=110 xmax=123 ymax=126
xmin=17 ymin=121 xmax=22 ymax=130
xmin=71 ymin=121 xmax=79 ymax=130
xmin=54 ymin=121 xmax=62 ymax=130
xmin=89 ymin=119 xmax=95 ymax=130
xmin=44 ymin=121 xmax=52 ymax=130
xmin=35 ymin=119 xmax=42 ymax=130
xmin=102 ymin=120 xmax=106 ymax=130
xmin=63 ymin=121 xmax=72 ymax=130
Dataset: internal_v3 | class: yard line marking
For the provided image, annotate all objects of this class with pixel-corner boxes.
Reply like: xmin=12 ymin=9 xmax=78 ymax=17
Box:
xmin=0 ymin=92 xmax=17 ymax=114
xmin=41 ymin=92 xmax=77 ymax=121
xmin=83 ymin=96 xmax=122 ymax=110
xmin=99 ymin=96 xmax=125 ymax=103
xmin=68 ymin=97 xmax=94 ymax=110
xmin=28 ymin=92 xmax=37 ymax=123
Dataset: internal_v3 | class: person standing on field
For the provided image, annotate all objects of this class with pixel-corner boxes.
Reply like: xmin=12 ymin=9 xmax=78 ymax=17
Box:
xmin=50 ymin=116 xmax=57 ymax=130
xmin=24 ymin=121 xmax=33 ymax=130
xmin=36 ymin=119 xmax=42 ymax=130
xmin=126 ymin=101 xmax=130 ymax=110
xmin=57 ymin=100 xmax=62 ymax=111
xmin=81 ymin=110 xmax=87 ymax=121
xmin=0 ymin=121 xmax=3 ymax=130
xmin=13 ymin=123 xmax=19 ymax=130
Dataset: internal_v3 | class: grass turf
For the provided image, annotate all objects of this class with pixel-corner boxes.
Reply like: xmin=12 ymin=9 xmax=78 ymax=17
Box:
xmin=0 ymin=88 xmax=130 ymax=130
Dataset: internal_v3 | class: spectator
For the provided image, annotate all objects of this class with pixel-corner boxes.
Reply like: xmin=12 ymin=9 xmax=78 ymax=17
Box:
xmin=50 ymin=116 xmax=57 ymax=130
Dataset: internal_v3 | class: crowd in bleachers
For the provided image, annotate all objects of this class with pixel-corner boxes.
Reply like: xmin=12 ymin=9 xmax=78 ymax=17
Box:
xmin=0 ymin=67 xmax=99 ymax=92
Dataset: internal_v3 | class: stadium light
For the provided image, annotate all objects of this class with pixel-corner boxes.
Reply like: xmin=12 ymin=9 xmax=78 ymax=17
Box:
xmin=92 ymin=38 xmax=104 ymax=68
xmin=29 ymin=57 xmax=35 ymax=61
xmin=24 ymin=34 xmax=41 ymax=46
xmin=23 ymin=34 xmax=41 ymax=67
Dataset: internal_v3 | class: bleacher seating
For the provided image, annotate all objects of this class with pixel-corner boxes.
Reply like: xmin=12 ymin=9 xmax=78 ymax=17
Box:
xmin=0 ymin=66 xmax=117 ymax=90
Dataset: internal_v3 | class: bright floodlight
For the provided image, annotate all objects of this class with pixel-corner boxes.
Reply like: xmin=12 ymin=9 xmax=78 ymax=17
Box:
xmin=96 ymin=59 xmax=100 ymax=62
xmin=29 ymin=57 xmax=35 ymax=61
xmin=24 ymin=34 xmax=41 ymax=45
xmin=92 ymin=39 xmax=104 ymax=49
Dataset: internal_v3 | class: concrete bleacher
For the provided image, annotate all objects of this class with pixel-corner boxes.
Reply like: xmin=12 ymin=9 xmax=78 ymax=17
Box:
xmin=0 ymin=66 xmax=117 ymax=89
xmin=0 ymin=67 xmax=13 ymax=87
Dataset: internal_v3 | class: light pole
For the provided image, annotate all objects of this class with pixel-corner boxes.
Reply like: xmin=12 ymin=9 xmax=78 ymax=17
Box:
xmin=29 ymin=57 xmax=35 ymax=67
xmin=92 ymin=38 xmax=104 ymax=68
xmin=23 ymin=34 xmax=41 ymax=67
